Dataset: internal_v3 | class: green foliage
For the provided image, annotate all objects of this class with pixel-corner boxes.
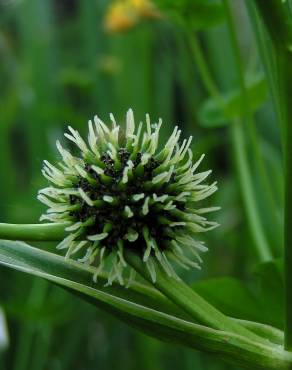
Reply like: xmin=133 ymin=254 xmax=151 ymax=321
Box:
xmin=198 ymin=75 xmax=268 ymax=127
xmin=0 ymin=240 xmax=290 ymax=370
xmin=0 ymin=0 xmax=288 ymax=368
xmin=254 ymin=259 xmax=284 ymax=329
xmin=195 ymin=260 xmax=284 ymax=329
xmin=154 ymin=0 xmax=225 ymax=29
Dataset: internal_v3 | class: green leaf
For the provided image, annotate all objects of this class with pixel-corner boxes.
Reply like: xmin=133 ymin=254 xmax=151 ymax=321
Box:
xmin=124 ymin=250 xmax=265 ymax=344
xmin=0 ymin=240 xmax=288 ymax=370
xmin=193 ymin=260 xmax=284 ymax=329
xmin=0 ymin=240 xmax=182 ymax=319
xmin=194 ymin=277 xmax=263 ymax=322
xmin=0 ymin=241 xmax=193 ymax=347
xmin=198 ymin=75 xmax=268 ymax=128
xmin=254 ymin=259 xmax=284 ymax=329
xmin=155 ymin=0 xmax=225 ymax=30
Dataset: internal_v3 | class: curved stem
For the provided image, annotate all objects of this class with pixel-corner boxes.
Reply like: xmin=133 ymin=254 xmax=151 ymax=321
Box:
xmin=232 ymin=318 xmax=283 ymax=346
xmin=125 ymin=250 xmax=268 ymax=345
xmin=13 ymin=279 xmax=49 ymax=370
xmin=0 ymin=239 xmax=290 ymax=369
xmin=0 ymin=223 xmax=68 ymax=241
xmin=0 ymin=219 xmax=271 ymax=344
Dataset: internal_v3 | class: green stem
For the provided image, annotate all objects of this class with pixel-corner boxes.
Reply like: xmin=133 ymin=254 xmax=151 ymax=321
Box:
xmin=125 ymin=250 xmax=268 ymax=345
xmin=186 ymin=31 xmax=220 ymax=99
xmin=1 ymin=239 xmax=291 ymax=369
xmin=233 ymin=318 xmax=284 ymax=346
xmin=251 ymin=0 xmax=292 ymax=49
xmin=0 ymin=221 xmax=271 ymax=344
xmin=245 ymin=1 xmax=284 ymax=144
xmin=274 ymin=48 xmax=292 ymax=351
xmin=31 ymin=326 xmax=52 ymax=370
xmin=252 ymin=0 xmax=292 ymax=351
xmin=13 ymin=279 xmax=48 ymax=370
xmin=224 ymin=0 xmax=279 ymax=253
xmin=281 ymin=49 xmax=292 ymax=352
xmin=0 ymin=224 xmax=289 ymax=367
xmin=231 ymin=120 xmax=272 ymax=261
xmin=187 ymin=29 xmax=272 ymax=261
xmin=0 ymin=223 xmax=68 ymax=241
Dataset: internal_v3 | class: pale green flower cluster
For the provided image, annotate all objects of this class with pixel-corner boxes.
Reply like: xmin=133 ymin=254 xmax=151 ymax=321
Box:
xmin=38 ymin=109 xmax=219 ymax=285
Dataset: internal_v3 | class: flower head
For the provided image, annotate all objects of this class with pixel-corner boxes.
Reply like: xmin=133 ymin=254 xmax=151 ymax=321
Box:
xmin=38 ymin=109 xmax=219 ymax=285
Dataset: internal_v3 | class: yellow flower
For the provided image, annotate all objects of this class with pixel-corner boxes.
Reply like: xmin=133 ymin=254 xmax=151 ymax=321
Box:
xmin=104 ymin=0 xmax=160 ymax=33
xmin=104 ymin=2 xmax=137 ymax=33
xmin=131 ymin=0 xmax=160 ymax=18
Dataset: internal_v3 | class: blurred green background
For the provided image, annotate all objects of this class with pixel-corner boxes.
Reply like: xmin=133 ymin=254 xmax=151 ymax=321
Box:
xmin=0 ymin=0 xmax=283 ymax=369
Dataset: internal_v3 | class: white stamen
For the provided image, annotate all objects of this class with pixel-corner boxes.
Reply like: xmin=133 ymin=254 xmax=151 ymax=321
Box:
xmin=66 ymin=126 xmax=89 ymax=153
xmin=124 ymin=205 xmax=134 ymax=218
xmin=153 ymin=194 xmax=168 ymax=203
xmin=122 ymin=160 xmax=134 ymax=184
xmin=78 ymin=188 xmax=94 ymax=206
xmin=169 ymin=222 xmax=186 ymax=227
xmin=88 ymin=120 xmax=98 ymax=154
xmin=152 ymin=171 xmax=168 ymax=184
xmin=91 ymin=165 xmax=104 ymax=175
xmin=75 ymin=165 xmax=87 ymax=178
xmin=103 ymin=195 xmax=114 ymax=203
xmin=124 ymin=229 xmax=138 ymax=242
xmin=142 ymin=197 xmax=150 ymax=215
xmin=132 ymin=193 xmax=145 ymax=201
xmin=87 ymin=232 xmax=108 ymax=241
xmin=126 ymin=109 xmax=135 ymax=138
xmin=65 ymin=222 xmax=82 ymax=231
xmin=110 ymin=113 xmax=117 ymax=128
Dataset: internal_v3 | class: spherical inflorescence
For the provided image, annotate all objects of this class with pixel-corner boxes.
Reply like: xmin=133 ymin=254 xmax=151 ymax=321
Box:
xmin=38 ymin=109 xmax=219 ymax=285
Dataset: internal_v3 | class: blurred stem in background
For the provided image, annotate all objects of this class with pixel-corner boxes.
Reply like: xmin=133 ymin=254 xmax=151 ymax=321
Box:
xmin=223 ymin=0 xmax=279 ymax=257
xmin=17 ymin=0 xmax=57 ymax=175
xmin=251 ymin=0 xmax=292 ymax=351
xmin=13 ymin=279 xmax=49 ymax=370
xmin=185 ymin=22 xmax=272 ymax=262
